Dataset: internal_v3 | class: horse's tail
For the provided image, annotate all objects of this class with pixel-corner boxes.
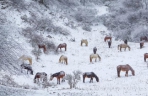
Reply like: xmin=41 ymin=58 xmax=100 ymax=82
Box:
xmin=59 ymin=55 xmax=62 ymax=63
xmin=90 ymin=55 xmax=92 ymax=63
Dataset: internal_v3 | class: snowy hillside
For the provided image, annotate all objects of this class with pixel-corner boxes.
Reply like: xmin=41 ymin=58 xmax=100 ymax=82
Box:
xmin=1 ymin=0 xmax=148 ymax=96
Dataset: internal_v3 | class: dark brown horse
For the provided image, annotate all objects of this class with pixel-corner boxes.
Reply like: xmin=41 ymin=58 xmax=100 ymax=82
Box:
xmin=93 ymin=47 xmax=97 ymax=54
xmin=50 ymin=71 xmax=65 ymax=84
xmin=38 ymin=44 xmax=47 ymax=53
xmin=140 ymin=36 xmax=147 ymax=41
xmin=20 ymin=63 xmax=33 ymax=75
xmin=144 ymin=53 xmax=148 ymax=62
xmin=124 ymin=39 xmax=128 ymax=44
xmin=117 ymin=64 xmax=135 ymax=77
xmin=34 ymin=72 xmax=47 ymax=83
xmin=104 ymin=36 xmax=112 ymax=42
xmin=140 ymin=42 xmax=144 ymax=49
xmin=83 ymin=72 xmax=99 ymax=83
xmin=108 ymin=41 xmax=111 ymax=48
xmin=56 ymin=43 xmax=67 ymax=51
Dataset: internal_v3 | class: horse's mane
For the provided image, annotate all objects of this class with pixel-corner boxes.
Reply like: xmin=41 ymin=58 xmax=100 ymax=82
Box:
xmin=126 ymin=64 xmax=134 ymax=72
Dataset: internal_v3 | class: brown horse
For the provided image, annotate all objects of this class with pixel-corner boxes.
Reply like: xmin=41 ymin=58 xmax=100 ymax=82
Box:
xmin=140 ymin=42 xmax=144 ymax=49
xmin=108 ymin=41 xmax=111 ymax=48
xmin=34 ymin=72 xmax=47 ymax=83
xmin=117 ymin=64 xmax=135 ymax=77
xmin=140 ymin=36 xmax=147 ymax=41
xmin=104 ymin=36 xmax=112 ymax=42
xmin=50 ymin=71 xmax=65 ymax=84
xmin=38 ymin=44 xmax=47 ymax=53
xmin=83 ymin=72 xmax=99 ymax=83
xmin=93 ymin=47 xmax=97 ymax=54
xmin=59 ymin=55 xmax=68 ymax=65
xmin=81 ymin=39 xmax=88 ymax=46
xmin=124 ymin=39 xmax=128 ymax=44
xmin=144 ymin=53 xmax=148 ymax=62
xmin=118 ymin=44 xmax=130 ymax=52
xmin=56 ymin=43 xmax=67 ymax=51
xmin=90 ymin=53 xmax=101 ymax=63
xmin=19 ymin=55 xmax=32 ymax=65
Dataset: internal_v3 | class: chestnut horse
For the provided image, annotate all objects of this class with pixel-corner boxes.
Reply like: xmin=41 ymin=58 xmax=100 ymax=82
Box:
xmin=90 ymin=53 xmax=101 ymax=63
xmin=56 ymin=43 xmax=67 ymax=51
xmin=93 ymin=47 xmax=97 ymax=54
xmin=20 ymin=63 xmax=33 ymax=75
xmin=59 ymin=55 xmax=68 ymax=65
xmin=19 ymin=55 xmax=32 ymax=65
xmin=108 ymin=41 xmax=111 ymax=48
xmin=117 ymin=64 xmax=135 ymax=77
xmin=38 ymin=44 xmax=47 ymax=53
xmin=140 ymin=42 xmax=144 ymax=49
xmin=81 ymin=39 xmax=88 ymax=46
xmin=144 ymin=53 xmax=148 ymax=62
xmin=118 ymin=44 xmax=130 ymax=52
xmin=104 ymin=36 xmax=112 ymax=42
xmin=83 ymin=72 xmax=99 ymax=83
xmin=140 ymin=36 xmax=147 ymax=41
xmin=50 ymin=71 xmax=65 ymax=84
xmin=34 ymin=72 xmax=47 ymax=83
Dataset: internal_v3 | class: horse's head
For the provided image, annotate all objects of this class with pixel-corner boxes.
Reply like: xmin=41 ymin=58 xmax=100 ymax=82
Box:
xmin=132 ymin=70 xmax=135 ymax=76
xmin=50 ymin=74 xmax=54 ymax=81
xmin=30 ymin=70 xmax=33 ymax=75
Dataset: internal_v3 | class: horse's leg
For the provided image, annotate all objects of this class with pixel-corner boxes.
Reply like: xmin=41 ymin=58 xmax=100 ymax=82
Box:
xmin=125 ymin=48 xmax=126 ymax=51
xmin=125 ymin=71 xmax=128 ymax=77
xmin=57 ymin=78 xmax=59 ymax=84
xmin=117 ymin=70 xmax=120 ymax=77
xmin=144 ymin=57 xmax=146 ymax=62
xmin=120 ymin=47 xmax=122 ymax=52
xmin=83 ymin=76 xmax=85 ymax=83
xmin=95 ymin=58 xmax=96 ymax=62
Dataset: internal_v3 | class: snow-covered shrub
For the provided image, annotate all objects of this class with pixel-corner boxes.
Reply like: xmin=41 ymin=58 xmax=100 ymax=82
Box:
xmin=82 ymin=25 xmax=92 ymax=32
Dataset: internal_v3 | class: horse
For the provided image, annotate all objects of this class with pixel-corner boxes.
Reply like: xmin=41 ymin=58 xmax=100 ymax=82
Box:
xmin=83 ymin=72 xmax=99 ymax=83
xmin=34 ymin=72 xmax=47 ymax=83
xmin=117 ymin=64 xmax=135 ymax=77
xmin=124 ymin=39 xmax=128 ymax=44
xmin=140 ymin=42 xmax=144 ymax=49
xmin=140 ymin=36 xmax=147 ymax=41
xmin=108 ymin=41 xmax=111 ymax=48
xmin=50 ymin=71 xmax=65 ymax=84
xmin=93 ymin=47 xmax=97 ymax=54
xmin=19 ymin=55 xmax=32 ymax=65
xmin=118 ymin=44 xmax=130 ymax=52
xmin=90 ymin=53 xmax=101 ymax=63
xmin=81 ymin=39 xmax=88 ymax=46
xmin=56 ymin=43 xmax=67 ymax=51
xmin=59 ymin=55 xmax=68 ymax=65
xmin=104 ymin=36 xmax=112 ymax=42
xmin=38 ymin=44 xmax=47 ymax=53
xmin=20 ymin=63 xmax=33 ymax=75
xmin=144 ymin=53 xmax=148 ymax=62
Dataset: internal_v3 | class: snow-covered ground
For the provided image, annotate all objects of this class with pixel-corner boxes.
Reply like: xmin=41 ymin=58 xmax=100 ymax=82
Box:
xmin=1 ymin=4 xmax=148 ymax=96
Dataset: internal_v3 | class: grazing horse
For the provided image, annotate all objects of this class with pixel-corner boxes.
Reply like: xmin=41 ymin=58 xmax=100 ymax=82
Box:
xmin=81 ymin=39 xmax=88 ymax=46
xmin=38 ymin=44 xmax=47 ymax=53
xmin=104 ymin=36 xmax=112 ymax=42
xmin=140 ymin=42 xmax=144 ymax=49
xmin=117 ymin=64 xmax=135 ymax=77
xmin=83 ymin=72 xmax=99 ymax=83
xmin=118 ymin=44 xmax=130 ymax=52
xmin=19 ymin=55 xmax=32 ymax=65
xmin=50 ymin=71 xmax=65 ymax=84
xmin=56 ymin=43 xmax=67 ymax=51
xmin=108 ymin=41 xmax=111 ymax=48
xmin=59 ymin=55 xmax=68 ymax=65
xmin=124 ymin=39 xmax=128 ymax=44
xmin=144 ymin=53 xmax=148 ymax=62
xmin=93 ymin=47 xmax=97 ymax=54
xmin=34 ymin=72 xmax=47 ymax=83
xmin=20 ymin=63 xmax=33 ymax=75
xmin=90 ymin=53 xmax=101 ymax=63
xmin=140 ymin=36 xmax=147 ymax=41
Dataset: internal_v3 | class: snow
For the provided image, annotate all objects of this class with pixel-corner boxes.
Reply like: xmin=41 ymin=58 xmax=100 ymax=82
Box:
xmin=1 ymin=4 xmax=148 ymax=96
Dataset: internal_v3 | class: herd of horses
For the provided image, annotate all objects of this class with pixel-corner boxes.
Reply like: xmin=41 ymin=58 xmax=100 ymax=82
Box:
xmin=18 ymin=35 xmax=148 ymax=85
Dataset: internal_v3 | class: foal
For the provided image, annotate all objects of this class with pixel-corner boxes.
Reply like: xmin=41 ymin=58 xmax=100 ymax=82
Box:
xmin=38 ymin=44 xmax=47 ymax=53
xmin=83 ymin=72 xmax=99 ymax=83
xmin=93 ymin=47 xmax=97 ymax=54
xmin=20 ymin=63 xmax=33 ymax=75
xmin=50 ymin=71 xmax=65 ymax=84
xmin=117 ymin=64 xmax=135 ymax=77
